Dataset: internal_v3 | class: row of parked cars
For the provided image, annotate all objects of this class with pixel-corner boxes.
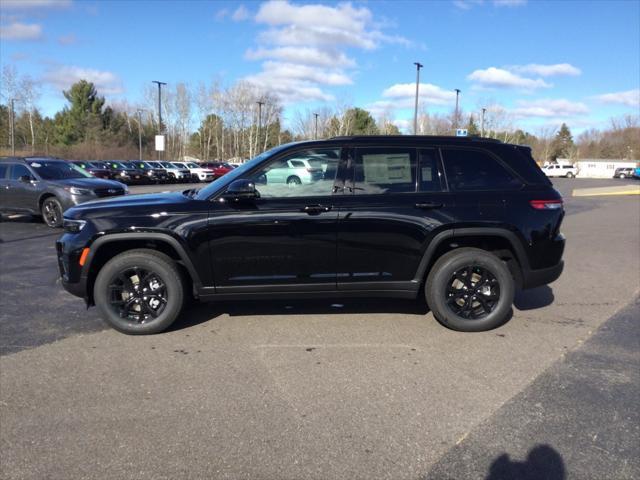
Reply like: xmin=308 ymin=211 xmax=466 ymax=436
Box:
xmin=71 ymin=160 xmax=237 ymax=185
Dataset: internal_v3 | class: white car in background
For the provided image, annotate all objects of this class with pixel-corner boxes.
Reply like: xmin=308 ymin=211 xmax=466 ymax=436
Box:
xmin=541 ymin=163 xmax=578 ymax=178
xmin=172 ymin=162 xmax=215 ymax=182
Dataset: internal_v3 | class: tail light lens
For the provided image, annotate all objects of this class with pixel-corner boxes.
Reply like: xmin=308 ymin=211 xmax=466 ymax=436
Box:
xmin=530 ymin=199 xmax=563 ymax=210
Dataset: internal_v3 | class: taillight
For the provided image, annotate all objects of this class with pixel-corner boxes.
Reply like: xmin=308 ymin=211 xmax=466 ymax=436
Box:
xmin=530 ymin=199 xmax=563 ymax=210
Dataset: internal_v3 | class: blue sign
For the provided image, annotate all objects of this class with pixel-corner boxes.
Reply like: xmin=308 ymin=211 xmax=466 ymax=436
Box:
xmin=456 ymin=129 xmax=468 ymax=137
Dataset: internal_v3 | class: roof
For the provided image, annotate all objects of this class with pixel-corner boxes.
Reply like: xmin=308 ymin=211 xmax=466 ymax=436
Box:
xmin=328 ymin=135 xmax=502 ymax=144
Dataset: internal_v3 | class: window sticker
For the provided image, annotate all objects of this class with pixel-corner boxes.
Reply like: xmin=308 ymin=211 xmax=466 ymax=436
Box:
xmin=362 ymin=154 xmax=411 ymax=183
xmin=421 ymin=167 xmax=433 ymax=182
xmin=29 ymin=163 xmax=42 ymax=168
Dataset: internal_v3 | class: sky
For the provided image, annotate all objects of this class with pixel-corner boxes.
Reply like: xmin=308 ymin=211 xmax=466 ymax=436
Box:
xmin=1 ymin=0 xmax=639 ymax=135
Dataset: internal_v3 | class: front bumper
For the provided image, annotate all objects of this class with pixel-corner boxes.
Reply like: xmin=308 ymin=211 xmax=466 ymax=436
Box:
xmin=56 ymin=239 xmax=88 ymax=300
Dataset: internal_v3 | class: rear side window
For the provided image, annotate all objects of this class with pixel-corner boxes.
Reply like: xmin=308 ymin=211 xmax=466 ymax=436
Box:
xmin=441 ymin=148 xmax=521 ymax=191
xmin=0 ymin=164 xmax=7 ymax=179
xmin=353 ymin=147 xmax=417 ymax=194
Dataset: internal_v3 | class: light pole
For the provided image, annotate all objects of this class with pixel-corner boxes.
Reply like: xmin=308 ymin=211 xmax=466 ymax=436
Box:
xmin=257 ymin=100 xmax=265 ymax=153
xmin=481 ymin=108 xmax=486 ymax=138
xmin=413 ymin=62 xmax=423 ymax=135
xmin=152 ymin=81 xmax=166 ymax=160
xmin=9 ymin=98 xmax=15 ymax=156
xmin=136 ymin=109 xmax=144 ymax=161
xmin=454 ymin=89 xmax=461 ymax=131
xmin=313 ymin=113 xmax=319 ymax=139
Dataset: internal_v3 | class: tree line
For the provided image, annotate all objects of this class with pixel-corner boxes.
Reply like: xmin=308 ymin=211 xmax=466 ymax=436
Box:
xmin=1 ymin=65 xmax=638 ymax=163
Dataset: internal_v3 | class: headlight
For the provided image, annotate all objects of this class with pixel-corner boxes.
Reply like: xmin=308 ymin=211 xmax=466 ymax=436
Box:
xmin=147 ymin=171 xmax=154 ymax=176
xmin=67 ymin=186 xmax=93 ymax=196
xmin=120 ymin=172 xmax=128 ymax=177
xmin=63 ymin=218 xmax=87 ymax=233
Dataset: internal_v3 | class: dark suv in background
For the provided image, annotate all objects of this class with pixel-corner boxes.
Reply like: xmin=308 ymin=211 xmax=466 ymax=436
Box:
xmin=57 ymin=136 xmax=565 ymax=334
xmin=0 ymin=157 xmax=127 ymax=227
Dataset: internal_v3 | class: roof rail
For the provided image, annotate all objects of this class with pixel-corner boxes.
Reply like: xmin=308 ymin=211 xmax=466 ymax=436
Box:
xmin=328 ymin=135 xmax=502 ymax=143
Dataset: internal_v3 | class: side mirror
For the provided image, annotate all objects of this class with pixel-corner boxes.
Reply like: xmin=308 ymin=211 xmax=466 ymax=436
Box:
xmin=19 ymin=175 xmax=33 ymax=183
xmin=222 ymin=179 xmax=260 ymax=202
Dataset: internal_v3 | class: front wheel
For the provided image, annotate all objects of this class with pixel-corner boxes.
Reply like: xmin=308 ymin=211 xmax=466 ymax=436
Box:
xmin=425 ymin=248 xmax=514 ymax=332
xmin=566 ymin=172 xmax=574 ymax=178
xmin=93 ymin=249 xmax=184 ymax=334
xmin=41 ymin=197 xmax=63 ymax=228
xmin=287 ymin=176 xmax=302 ymax=186
xmin=619 ymin=174 xmax=626 ymax=179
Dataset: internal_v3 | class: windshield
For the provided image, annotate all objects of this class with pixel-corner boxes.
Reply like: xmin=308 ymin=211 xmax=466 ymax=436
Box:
xmin=28 ymin=161 xmax=92 ymax=180
xmin=90 ymin=161 xmax=108 ymax=169
xmin=172 ymin=162 xmax=186 ymax=168
xmin=160 ymin=162 xmax=175 ymax=168
xmin=106 ymin=162 xmax=126 ymax=170
xmin=195 ymin=144 xmax=293 ymax=200
xmin=132 ymin=162 xmax=150 ymax=170
xmin=186 ymin=162 xmax=199 ymax=168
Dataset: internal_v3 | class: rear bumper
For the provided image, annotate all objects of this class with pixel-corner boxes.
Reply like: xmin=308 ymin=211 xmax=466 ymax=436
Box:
xmin=522 ymin=260 xmax=564 ymax=289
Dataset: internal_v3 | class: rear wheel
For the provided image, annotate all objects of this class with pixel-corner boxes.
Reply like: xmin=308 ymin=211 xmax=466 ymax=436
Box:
xmin=94 ymin=249 xmax=184 ymax=334
xmin=566 ymin=172 xmax=574 ymax=178
xmin=287 ymin=176 xmax=302 ymax=186
xmin=619 ymin=174 xmax=626 ymax=179
xmin=425 ymin=248 xmax=514 ymax=332
xmin=41 ymin=197 xmax=63 ymax=228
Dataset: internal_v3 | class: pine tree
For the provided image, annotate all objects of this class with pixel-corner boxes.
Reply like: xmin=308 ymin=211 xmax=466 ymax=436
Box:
xmin=466 ymin=115 xmax=479 ymax=137
xmin=550 ymin=123 xmax=575 ymax=160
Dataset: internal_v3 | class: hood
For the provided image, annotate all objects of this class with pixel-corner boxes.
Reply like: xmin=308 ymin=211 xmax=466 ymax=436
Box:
xmin=66 ymin=191 xmax=191 ymax=217
xmin=51 ymin=178 xmax=127 ymax=190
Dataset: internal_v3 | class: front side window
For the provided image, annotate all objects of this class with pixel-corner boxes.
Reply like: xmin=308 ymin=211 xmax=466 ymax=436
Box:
xmin=0 ymin=164 xmax=9 ymax=179
xmin=10 ymin=164 xmax=32 ymax=180
xmin=441 ymin=148 xmax=521 ymax=191
xmin=248 ymin=148 xmax=340 ymax=198
xmin=353 ymin=147 xmax=416 ymax=194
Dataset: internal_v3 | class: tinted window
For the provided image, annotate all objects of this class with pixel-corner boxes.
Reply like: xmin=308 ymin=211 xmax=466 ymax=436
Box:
xmin=0 ymin=164 xmax=7 ymax=179
xmin=28 ymin=161 xmax=91 ymax=180
xmin=418 ymin=149 xmax=443 ymax=192
xmin=10 ymin=164 xmax=32 ymax=180
xmin=441 ymin=148 xmax=521 ymax=191
xmin=249 ymin=148 xmax=340 ymax=198
xmin=353 ymin=147 xmax=416 ymax=194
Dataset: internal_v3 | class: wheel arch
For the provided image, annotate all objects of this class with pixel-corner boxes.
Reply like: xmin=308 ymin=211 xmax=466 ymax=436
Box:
xmin=415 ymin=227 xmax=530 ymax=289
xmin=83 ymin=233 xmax=202 ymax=306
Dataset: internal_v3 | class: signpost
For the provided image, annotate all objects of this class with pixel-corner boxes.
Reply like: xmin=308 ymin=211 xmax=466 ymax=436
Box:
xmin=155 ymin=135 xmax=165 ymax=152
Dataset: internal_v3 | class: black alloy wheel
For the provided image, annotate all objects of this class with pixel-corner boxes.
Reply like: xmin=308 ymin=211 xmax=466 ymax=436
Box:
xmin=107 ymin=266 xmax=168 ymax=323
xmin=94 ymin=249 xmax=185 ymax=334
xmin=287 ymin=176 xmax=302 ymax=186
xmin=425 ymin=247 xmax=514 ymax=332
xmin=41 ymin=197 xmax=63 ymax=228
xmin=445 ymin=265 xmax=500 ymax=320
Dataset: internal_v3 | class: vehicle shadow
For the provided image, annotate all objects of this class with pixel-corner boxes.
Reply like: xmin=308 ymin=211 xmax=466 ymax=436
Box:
xmin=485 ymin=444 xmax=565 ymax=480
xmin=169 ymin=296 xmax=430 ymax=332
xmin=514 ymin=286 xmax=555 ymax=311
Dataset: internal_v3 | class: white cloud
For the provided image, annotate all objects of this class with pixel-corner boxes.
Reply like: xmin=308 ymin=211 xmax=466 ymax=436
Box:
xmin=57 ymin=33 xmax=77 ymax=45
xmin=493 ymin=0 xmax=527 ymax=6
xmin=245 ymin=0 xmax=410 ymax=103
xmin=0 ymin=22 xmax=42 ymax=40
xmin=467 ymin=67 xmax=551 ymax=91
xmin=454 ymin=0 xmax=527 ymax=9
xmin=0 ymin=0 xmax=71 ymax=9
xmin=231 ymin=5 xmax=250 ymax=21
xmin=382 ymin=83 xmax=457 ymax=105
xmin=593 ymin=89 xmax=640 ymax=107
xmin=510 ymin=63 xmax=581 ymax=77
xmin=512 ymin=99 xmax=589 ymax=118
xmin=43 ymin=66 xmax=124 ymax=95
xmin=245 ymin=46 xmax=355 ymax=68
xmin=215 ymin=8 xmax=229 ymax=21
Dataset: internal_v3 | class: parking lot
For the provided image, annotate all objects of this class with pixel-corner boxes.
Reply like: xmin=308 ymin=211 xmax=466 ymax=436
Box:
xmin=1 ymin=178 xmax=638 ymax=479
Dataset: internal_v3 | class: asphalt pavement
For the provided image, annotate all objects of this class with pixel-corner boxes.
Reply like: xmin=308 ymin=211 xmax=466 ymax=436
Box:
xmin=0 ymin=178 xmax=638 ymax=479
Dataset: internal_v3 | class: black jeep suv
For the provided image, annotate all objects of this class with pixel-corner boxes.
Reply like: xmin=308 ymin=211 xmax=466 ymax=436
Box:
xmin=57 ymin=136 xmax=565 ymax=334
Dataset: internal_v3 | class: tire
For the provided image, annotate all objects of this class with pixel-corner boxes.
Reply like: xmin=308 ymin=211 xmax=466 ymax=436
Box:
xmin=41 ymin=197 xmax=63 ymax=228
xmin=566 ymin=172 xmax=574 ymax=178
xmin=93 ymin=249 xmax=185 ymax=335
xmin=619 ymin=174 xmax=626 ymax=179
xmin=287 ymin=176 xmax=302 ymax=186
xmin=425 ymin=248 xmax=514 ymax=332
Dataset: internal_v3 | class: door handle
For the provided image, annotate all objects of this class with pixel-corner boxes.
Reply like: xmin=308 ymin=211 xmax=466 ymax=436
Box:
xmin=415 ymin=202 xmax=443 ymax=209
xmin=303 ymin=204 xmax=332 ymax=214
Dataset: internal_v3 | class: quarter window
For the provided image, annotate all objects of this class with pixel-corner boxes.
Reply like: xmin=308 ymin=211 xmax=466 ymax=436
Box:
xmin=441 ymin=148 xmax=521 ymax=191
xmin=418 ymin=149 xmax=443 ymax=192
xmin=353 ymin=147 xmax=417 ymax=194
xmin=249 ymin=148 xmax=340 ymax=198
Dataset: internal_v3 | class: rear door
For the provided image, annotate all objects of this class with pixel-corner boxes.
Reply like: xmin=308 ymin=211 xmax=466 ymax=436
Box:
xmin=5 ymin=163 xmax=39 ymax=212
xmin=0 ymin=163 xmax=9 ymax=210
xmin=336 ymin=146 xmax=454 ymax=291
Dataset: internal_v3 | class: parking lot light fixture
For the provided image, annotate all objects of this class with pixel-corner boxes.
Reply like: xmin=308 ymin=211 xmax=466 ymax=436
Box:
xmin=413 ymin=62 xmax=423 ymax=135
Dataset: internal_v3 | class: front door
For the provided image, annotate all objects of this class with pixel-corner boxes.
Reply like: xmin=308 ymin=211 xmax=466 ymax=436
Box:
xmin=208 ymin=146 xmax=345 ymax=293
xmin=5 ymin=163 xmax=39 ymax=213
